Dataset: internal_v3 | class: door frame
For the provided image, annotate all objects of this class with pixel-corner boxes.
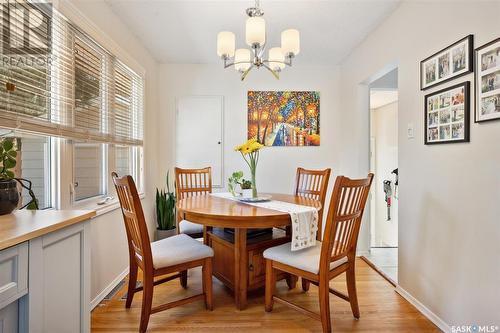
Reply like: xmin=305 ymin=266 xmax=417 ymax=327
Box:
xmin=363 ymin=62 xmax=399 ymax=253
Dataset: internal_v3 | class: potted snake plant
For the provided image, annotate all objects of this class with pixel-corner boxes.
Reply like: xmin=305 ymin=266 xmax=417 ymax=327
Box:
xmin=155 ymin=171 xmax=176 ymax=240
xmin=0 ymin=138 xmax=39 ymax=215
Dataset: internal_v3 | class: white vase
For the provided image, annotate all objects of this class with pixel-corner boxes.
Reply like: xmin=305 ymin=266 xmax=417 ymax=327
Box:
xmin=242 ymin=189 xmax=253 ymax=198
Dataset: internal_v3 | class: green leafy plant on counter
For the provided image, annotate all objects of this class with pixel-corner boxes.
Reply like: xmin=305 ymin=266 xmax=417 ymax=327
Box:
xmin=0 ymin=137 xmax=38 ymax=210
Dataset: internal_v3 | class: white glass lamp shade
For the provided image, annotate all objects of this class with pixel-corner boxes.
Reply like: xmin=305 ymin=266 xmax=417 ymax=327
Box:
xmin=234 ymin=48 xmax=251 ymax=72
xmin=246 ymin=17 xmax=266 ymax=47
xmin=217 ymin=31 xmax=235 ymax=58
xmin=281 ymin=29 xmax=300 ymax=56
xmin=268 ymin=47 xmax=285 ymax=71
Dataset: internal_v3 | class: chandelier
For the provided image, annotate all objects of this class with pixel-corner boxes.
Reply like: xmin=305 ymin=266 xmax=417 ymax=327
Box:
xmin=216 ymin=0 xmax=300 ymax=81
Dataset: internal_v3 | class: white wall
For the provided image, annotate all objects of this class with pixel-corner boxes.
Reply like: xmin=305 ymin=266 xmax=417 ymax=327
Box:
xmin=66 ymin=0 xmax=160 ymax=302
xmin=159 ymin=64 xmax=345 ymax=231
xmin=371 ymin=101 xmax=398 ymax=247
xmin=339 ymin=1 xmax=500 ymax=328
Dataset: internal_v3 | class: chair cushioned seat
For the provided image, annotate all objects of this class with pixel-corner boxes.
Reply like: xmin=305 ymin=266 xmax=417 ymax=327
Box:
xmin=263 ymin=241 xmax=348 ymax=274
xmin=151 ymin=234 xmax=214 ymax=269
xmin=179 ymin=219 xmax=204 ymax=234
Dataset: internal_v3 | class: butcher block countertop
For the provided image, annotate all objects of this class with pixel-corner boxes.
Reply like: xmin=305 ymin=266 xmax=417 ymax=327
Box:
xmin=0 ymin=210 xmax=96 ymax=251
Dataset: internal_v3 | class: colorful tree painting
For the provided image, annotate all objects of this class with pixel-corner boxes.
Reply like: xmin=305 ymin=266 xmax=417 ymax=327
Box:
xmin=247 ymin=91 xmax=320 ymax=146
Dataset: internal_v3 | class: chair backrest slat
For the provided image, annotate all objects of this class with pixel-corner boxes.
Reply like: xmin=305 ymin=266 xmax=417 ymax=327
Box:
xmin=320 ymin=174 xmax=374 ymax=272
xmin=175 ymin=167 xmax=212 ymax=200
xmin=112 ymin=172 xmax=153 ymax=271
xmin=294 ymin=167 xmax=331 ymax=240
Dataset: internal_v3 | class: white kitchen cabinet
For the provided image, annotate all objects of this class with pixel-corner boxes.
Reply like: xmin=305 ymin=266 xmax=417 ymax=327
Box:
xmin=27 ymin=221 xmax=91 ymax=333
xmin=0 ymin=243 xmax=28 ymax=311
xmin=0 ymin=301 xmax=19 ymax=333
xmin=0 ymin=210 xmax=95 ymax=333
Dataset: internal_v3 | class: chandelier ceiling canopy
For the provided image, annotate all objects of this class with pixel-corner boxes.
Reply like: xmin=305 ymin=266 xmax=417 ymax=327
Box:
xmin=216 ymin=0 xmax=300 ymax=81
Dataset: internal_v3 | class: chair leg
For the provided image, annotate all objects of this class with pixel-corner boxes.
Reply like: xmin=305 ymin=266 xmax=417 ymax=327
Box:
xmin=301 ymin=278 xmax=310 ymax=292
xmin=265 ymin=259 xmax=276 ymax=312
xmin=286 ymin=274 xmax=298 ymax=290
xmin=318 ymin=278 xmax=332 ymax=333
xmin=126 ymin=262 xmax=138 ymax=308
xmin=180 ymin=270 xmax=188 ymax=289
xmin=202 ymin=258 xmax=213 ymax=311
xmin=139 ymin=275 xmax=154 ymax=333
xmin=346 ymin=263 xmax=360 ymax=319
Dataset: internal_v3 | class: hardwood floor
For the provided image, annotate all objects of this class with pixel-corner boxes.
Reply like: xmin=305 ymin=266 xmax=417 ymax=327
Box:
xmin=91 ymin=259 xmax=439 ymax=332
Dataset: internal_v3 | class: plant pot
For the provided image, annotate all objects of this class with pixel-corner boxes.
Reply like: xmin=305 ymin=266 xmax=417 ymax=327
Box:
xmin=0 ymin=179 xmax=19 ymax=216
xmin=241 ymin=189 xmax=253 ymax=198
xmin=155 ymin=228 xmax=177 ymax=241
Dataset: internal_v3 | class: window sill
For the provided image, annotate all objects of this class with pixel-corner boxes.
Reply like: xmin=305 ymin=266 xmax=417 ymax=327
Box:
xmin=72 ymin=193 xmax=146 ymax=218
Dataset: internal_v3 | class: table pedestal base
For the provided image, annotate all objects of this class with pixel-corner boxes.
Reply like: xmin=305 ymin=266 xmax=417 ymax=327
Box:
xmin=206 ymin=227 xmax=294 ymax=310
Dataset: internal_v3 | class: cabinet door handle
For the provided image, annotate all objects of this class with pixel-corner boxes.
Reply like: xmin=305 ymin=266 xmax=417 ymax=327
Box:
xmin=248 ymin=264 xmax=254 ymax=271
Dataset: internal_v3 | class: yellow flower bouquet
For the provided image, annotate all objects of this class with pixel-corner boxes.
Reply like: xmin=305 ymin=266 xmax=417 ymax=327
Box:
xmin=234 ymin=139 xmax=264 ymax=198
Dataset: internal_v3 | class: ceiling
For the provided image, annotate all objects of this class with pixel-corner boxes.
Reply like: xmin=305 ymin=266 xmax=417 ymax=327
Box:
xmin=103 ymin=0 xmax=400 ymax=65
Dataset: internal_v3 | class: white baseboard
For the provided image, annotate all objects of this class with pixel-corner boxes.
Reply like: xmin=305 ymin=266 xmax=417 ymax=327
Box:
xmin=91 ymin=266 xmax=129 ymax=310
xmin=395 ymin=285 xmax=450 ymax=333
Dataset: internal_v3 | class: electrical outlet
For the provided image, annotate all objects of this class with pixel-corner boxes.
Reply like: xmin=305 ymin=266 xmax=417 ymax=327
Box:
xmin=407 ymin=123 xmax=414 ymax=139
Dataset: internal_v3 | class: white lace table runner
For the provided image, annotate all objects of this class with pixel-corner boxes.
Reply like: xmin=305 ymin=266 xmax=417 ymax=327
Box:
xmin=211 ymin=192 xmax=318 ymax=251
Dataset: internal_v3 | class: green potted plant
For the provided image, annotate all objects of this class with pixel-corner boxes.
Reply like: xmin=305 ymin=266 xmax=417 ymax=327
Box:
xmin=155 ymin=171 xmax=176 ymax=240
xmin=240 ymin=179 xmax=253 ymax=198
xmin=0 ymin=138 xmax=38 ymax=215
xmin=228 ymin=171 xmax=243 ymax=196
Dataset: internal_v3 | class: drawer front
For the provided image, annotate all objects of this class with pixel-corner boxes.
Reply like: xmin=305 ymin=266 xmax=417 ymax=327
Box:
xmin=0 ymin=242 xmax=28 ymax=309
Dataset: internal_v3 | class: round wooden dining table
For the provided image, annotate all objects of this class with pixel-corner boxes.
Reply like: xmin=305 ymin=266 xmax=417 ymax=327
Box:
xmin=176 ymin=193 xmax=322 ymax=310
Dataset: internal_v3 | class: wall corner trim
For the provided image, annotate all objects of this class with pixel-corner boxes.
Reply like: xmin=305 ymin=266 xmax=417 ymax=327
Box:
xmin=395 ymin=285 xmax=450 ymax=333
xmin=90 ymin=266 xmax=129 ymax=310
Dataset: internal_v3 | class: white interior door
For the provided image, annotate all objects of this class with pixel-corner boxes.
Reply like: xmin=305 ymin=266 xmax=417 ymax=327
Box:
xmin=176 ymin=96 xmax=223 ymax=187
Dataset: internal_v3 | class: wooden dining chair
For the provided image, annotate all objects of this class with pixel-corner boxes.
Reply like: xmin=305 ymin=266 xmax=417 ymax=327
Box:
xmin=112 ymin=172 xmax=214 ymax=333
xmin=295 ymin=167 xmax=332 ymax=240
xmin=174 ymin=167 xmax=212 ymax=239
xmin=263 ymin=173 xmax=374 ymax=333
xmin=281 ymin=167 xmax=331 ymax=290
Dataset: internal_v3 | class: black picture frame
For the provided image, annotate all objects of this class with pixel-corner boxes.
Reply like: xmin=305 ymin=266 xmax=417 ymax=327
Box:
xmin=420 ymin=35 xmax=474 ymax=91
xmin=474 ymin=37 xmax=500 ymax=123
xmin=424 ymin=81 xmax=470 ymax=145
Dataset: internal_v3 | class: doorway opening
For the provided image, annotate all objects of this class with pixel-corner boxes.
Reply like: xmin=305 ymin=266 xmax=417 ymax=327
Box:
xmin=365 ymin=68 xmax=398 ymax=285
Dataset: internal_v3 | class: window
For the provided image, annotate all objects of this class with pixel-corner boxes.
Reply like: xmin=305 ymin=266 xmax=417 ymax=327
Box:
xmin=19 ymin=135 xmax=51 ymax=209
xmin=114 ymin=145 xmax=142 ymax=190
xmin=0 ymin=1 xmax=144 ymax=210
xmin=0 ymin=129 xmax=52 ymax=209
xmin=74 ymin=37 xmax=105 ymax=133
xmin=114 ymin=145 xmax=131 ymax=176
xmin=73 ymin=143 xmax=105 ymax=201
xmin=114 ymin=61 xmax=144 ymax=145
xmin=0 ymin=1 xmax=50 ymax=120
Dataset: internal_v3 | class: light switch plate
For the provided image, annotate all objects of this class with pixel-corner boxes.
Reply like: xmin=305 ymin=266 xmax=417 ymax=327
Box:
xmin=407 ymin=123 xmax=414 ymax=139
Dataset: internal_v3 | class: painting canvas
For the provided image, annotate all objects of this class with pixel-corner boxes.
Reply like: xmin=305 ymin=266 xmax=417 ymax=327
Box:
xmin=247 ymin=91 xmax=320 ymax=146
